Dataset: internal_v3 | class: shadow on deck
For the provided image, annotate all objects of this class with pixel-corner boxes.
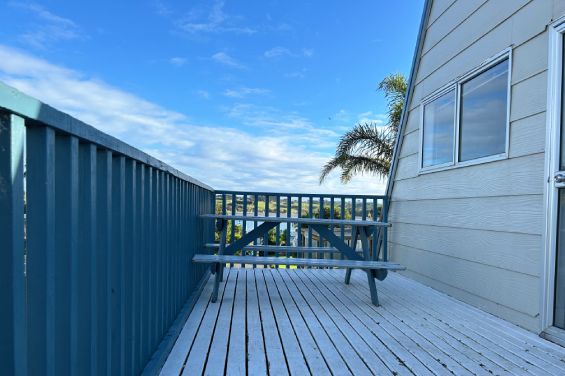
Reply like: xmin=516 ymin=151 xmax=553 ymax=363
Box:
xmin=160 ymin=269 xmax=565 ymax=375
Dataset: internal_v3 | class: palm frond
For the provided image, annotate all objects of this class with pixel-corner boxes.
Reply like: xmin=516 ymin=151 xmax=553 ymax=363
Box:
xmin=320 ymin=72 xmax=407 ymax=185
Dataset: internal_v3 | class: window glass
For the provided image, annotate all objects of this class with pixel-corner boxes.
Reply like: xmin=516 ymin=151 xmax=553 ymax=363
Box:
xmin=459 ymin=59 xmax=509 ymax=162
xmin=422 ymin=90 xmax=455 ymax=168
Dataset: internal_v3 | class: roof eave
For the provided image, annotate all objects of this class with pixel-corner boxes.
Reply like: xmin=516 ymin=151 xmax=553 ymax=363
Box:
xmin=385 ymin=0 xmax=432 ymax=197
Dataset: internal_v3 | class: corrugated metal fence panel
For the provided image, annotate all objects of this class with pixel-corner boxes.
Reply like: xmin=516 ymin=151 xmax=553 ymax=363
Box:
xmin=0 ymin=85 xmax=215 ymax=375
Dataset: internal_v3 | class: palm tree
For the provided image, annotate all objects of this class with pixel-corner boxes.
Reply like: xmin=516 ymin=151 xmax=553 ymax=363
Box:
xmin=319 ymin=73 xmax=407 ymax=184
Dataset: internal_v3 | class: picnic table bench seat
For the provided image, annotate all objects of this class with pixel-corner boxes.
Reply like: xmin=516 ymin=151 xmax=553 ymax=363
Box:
xmin=193 ymin=254 xmax=405 ymax=270
xmin=196 ymin=214 xmax=405 ymax=306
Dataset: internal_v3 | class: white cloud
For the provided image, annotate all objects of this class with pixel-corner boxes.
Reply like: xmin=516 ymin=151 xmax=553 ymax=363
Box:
xmin=223 ymin=87 xmax=270 ymax=98
xmin=176 ymin=1 xmax=255 ymax=35
xmin=195 ymin=89 xmax=210 ymax=99
xmin=0 ymin=44 xmax=386 ymax=194
xmin=284 ymin=69 xmax=307 ymax=79
xmin=264 ymin=46 xmax=314 ymax=59
xmin=264 ymin=46 xmax=293 ymax=58
xmin=169 ymin=57 xmax=187 ymax=66
xmin=211 ymin=52 xmax=245 ymax=69
xmin=332 ymin=109 xmax=349 ymax=122
xmin=302 ymin=48 xmax=314 ymax=57
xmin=357 ymin=111 xmax=387 ymax=125
xmin=10 ymin=2 xmax=83 ymax=48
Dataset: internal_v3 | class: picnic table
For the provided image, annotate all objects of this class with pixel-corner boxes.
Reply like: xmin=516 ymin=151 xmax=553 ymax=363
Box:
xmin=193 ymin=214 xmax=405 ymax=306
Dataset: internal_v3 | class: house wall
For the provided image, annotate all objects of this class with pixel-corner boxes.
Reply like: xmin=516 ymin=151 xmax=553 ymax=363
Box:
xmin=389 ymin=0 xmax=564 ymax=332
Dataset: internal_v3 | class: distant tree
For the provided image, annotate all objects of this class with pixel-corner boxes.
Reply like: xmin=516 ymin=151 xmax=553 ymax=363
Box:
xmin=320 ymin=73 xmax=407 ymax=183
xmin=214 ymin=222 xmax=242 ymax=242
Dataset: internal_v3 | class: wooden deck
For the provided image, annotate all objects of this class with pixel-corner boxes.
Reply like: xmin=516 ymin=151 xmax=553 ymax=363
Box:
xmin=160 ymin=268 xmax=565 ymax=376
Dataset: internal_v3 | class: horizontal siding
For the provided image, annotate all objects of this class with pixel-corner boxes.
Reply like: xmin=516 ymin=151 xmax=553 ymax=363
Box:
xmin=390 ymin=195 xmax=544 ymax=235
xmin=391 ymin=244 xmax=540 ymax=318
xmin=392 ymin=153 xmax=544 ymax=200
xmin=390 ymin=0 xmax=556 ymax=331
xmin=510 ymin=112 xmax=546 ymax=157
xmin=427 ymin=0 xmax=457 ymax=27
xmin=511 ymin=71 xmax=547 ymax=121
xmin=394 ymin=154 xmax=418 ymax=181
xmin=423 ymin=0 xmax=489 ymax=54
xmin=412 ymin=1 xmax=550 ymax=109
xmin=512 ymin=31 xmax=548 ymax=84
xmin=418 ymin=0 xmax=529 ymax=88
xmin=390 ymin=223 xmax=541 ymax=277
xmin=398 ymin=130 xmax=419 ymax=158
xmin=555 ymin=0 xmax=565 ymax=18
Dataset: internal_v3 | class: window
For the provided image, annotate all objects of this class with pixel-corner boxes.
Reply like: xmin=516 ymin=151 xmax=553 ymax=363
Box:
xmin=459 ymin=59 xmax=509 ymax=162
xmin=422 ymin=90 xmax=455 ymax=168
xmin=420 ymin=51 xmax=510 ymax=171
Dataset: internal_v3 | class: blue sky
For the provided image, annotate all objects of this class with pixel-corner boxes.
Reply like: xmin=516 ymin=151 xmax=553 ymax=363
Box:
xmin=0 ymin=0 xmax=424 ymax=193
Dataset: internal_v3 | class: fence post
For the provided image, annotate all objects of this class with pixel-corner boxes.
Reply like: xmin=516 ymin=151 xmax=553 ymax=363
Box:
xmin=0 ymin=112 xmax=27 ymax=376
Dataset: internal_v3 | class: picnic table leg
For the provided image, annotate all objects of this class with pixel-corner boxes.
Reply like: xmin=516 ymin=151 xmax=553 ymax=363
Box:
xmin=211 ymin=263 xmax=221 ymax=303
xmin=344 ymin=226 xmax=359 ymax=285
xmin=360 ymin=227 xmax=379 ymax=306
xmin=218 ymin=218 xmax=227 ymax=282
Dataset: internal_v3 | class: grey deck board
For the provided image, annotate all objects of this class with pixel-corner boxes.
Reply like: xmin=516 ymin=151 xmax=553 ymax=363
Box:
xmin=262 ymin=270 xmax=310 ymax=375
xmin=373 ymin=273 xmax=558 ymax=373
xmin=269 ymin=271 xmax=332 ymax=375
xmin=290 ymin=269 xmax=392 ymax=375
xmin=254 ymin=269 xmax=289 ymax=376
xmin=159 ymin=277 xmax=215 ymax=375
xmin=226 ymin=270 xmax=246 ymax=376
xmin=181 ymin=268 xmax=231 ymax=375
xmin=373 ymin=273 xmax=562 ymax=376
xmin=163 ymin=269 xmax=565 ymax=376
xmin=204 ymin=268 xmax=238 ymax=376
xmin=245 ymin=270 xmax=267 ymax=376
xmin=280 ymin=270 xmax=372 ymax=375
xmin=314 ymin=269 xmax=473 ymax=376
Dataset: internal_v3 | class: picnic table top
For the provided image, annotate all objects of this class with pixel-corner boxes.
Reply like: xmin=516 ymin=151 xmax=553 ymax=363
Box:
xmin=200 ymin=214 xmax=390 ymax=227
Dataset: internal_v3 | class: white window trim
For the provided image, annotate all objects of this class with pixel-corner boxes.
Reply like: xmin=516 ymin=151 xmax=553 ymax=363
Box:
xmin=418 ymin=48 xmax=512 ymax=174
xmin=541 ymin=15 xmax=565 ymax=337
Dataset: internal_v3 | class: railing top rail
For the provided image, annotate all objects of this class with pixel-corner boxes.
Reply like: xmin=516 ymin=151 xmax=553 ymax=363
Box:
xmin=0 ymin=81 xmax=213 ymax=191
xmin=214 ymin=190 xmax=386 ymax=199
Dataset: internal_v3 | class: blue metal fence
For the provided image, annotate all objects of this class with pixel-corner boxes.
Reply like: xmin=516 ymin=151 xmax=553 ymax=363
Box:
xmin=213 ymin=190 xmax=389 ymax=265
xmin=0 ymin=83 xmax=214 ymax=375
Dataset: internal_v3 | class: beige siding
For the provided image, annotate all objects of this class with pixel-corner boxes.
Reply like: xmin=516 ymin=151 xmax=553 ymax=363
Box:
xmin=389 ymin=0 xmax=563 ymax=332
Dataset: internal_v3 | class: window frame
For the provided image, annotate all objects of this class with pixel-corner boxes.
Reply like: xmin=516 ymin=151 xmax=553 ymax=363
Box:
xmin=418 ymin=48 xmax=512 ymax=174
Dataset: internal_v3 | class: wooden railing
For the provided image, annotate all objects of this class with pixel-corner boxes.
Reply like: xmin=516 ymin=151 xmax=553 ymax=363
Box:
xmin=0 ymin=83 xmax=214 ymax=375
xmin=213 ymin=190 xmax=389 ymax=265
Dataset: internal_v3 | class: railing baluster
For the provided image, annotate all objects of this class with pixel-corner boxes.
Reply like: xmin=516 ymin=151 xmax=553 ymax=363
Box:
xmin=253 ymin=194 xmax=258 ymax=267
xmin=242 ymin=194 xmax=248 ymax=268
xmin=297 ymin=196 xmax=303 ymax=264
xmin=264 ymin=195 xmax=269 ymax=248
xmin=319 ymin=196 xmax=324 ymax=263
xmin=231 ymin=193 xmax=236 ymax=267
xmin=330 ymin=197 xmax=334 ymax=263
xmin=275 ymin=195 xmax=281 ymax=264
xmin=286 ymin=195 xmax=291 ymax=260
xmin=383 ymin=196 xmax=389 ymax=262
xmin=340 ymin=197 xmax=345 ymax=260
